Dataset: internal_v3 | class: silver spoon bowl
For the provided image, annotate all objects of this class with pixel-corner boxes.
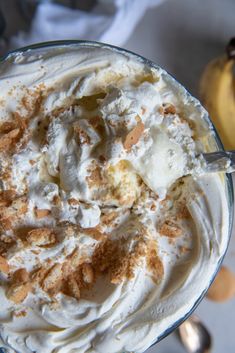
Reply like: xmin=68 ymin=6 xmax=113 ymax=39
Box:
xmin=178 ymin=315 xmax=212 ymax=353
xmin=201 ymin=150 xmax=235 ymax=173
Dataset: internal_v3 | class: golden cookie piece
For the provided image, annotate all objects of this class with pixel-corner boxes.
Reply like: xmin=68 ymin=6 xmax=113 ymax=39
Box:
xmin=0 ymin=255 xmax=9 ymax=273
xmin=207 ymin=266 xmax=235 ymax=302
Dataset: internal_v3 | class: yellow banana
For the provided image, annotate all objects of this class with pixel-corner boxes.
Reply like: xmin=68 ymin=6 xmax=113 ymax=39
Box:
xmin=199 ymin=38 xmax=235 ymax=150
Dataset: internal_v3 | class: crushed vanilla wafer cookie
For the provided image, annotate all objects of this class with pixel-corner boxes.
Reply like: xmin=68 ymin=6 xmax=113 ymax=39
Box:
xmin=0 ymin=45 xmax=230 ymax=353
xmin=6 ymin=282 xmax=32 ymax=304
xmin=123 ymin=120 xmax=145 ymax=150
xmin=0 ymin=255 xmax=9 ymax=273
xmin=26 ymin=228 xmax=56 ymax=247
xmin=34 ymin=208 xmax=51 ymax=219
xmin=207 ymin=266 xmax=235 ymax=302
xmin=158 ymin=220 xmax=183 ymax=238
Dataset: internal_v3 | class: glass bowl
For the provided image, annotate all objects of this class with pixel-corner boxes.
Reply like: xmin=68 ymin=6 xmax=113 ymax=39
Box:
xmin=0 ymin=40 xmax=233 ymax=353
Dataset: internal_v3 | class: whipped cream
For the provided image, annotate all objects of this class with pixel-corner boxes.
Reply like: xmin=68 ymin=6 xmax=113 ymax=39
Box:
xmin=0 ymin=44 xmax=230 ymax=353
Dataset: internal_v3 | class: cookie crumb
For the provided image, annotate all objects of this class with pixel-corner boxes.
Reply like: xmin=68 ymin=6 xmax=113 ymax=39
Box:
xmin=158 ymin=221 xmax=182 ymax=238
xmin=34 ymin=208 xmax=51 ymax=219
xmin=0 ymin=255 xmax=9 ymax=273
xmin=7 ymin=282 xmax=32 ymax=304
xmin=123 ymin=121 xmax=145 ymax=150
xmin=26 ymin=228 xmax=56 ymax=247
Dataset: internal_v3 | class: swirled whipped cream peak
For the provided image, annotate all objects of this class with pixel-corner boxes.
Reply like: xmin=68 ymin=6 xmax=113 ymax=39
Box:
xmin=0 ymin=45 xmax=229 ymax=353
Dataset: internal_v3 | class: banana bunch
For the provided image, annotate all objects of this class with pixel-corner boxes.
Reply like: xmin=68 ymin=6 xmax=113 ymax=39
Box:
xmin=199 ymin=38 xmax=235 ymax=150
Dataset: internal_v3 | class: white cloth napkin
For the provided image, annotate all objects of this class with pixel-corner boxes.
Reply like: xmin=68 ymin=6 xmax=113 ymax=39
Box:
xmin=11 ymin=0 xmax=165 ymax=49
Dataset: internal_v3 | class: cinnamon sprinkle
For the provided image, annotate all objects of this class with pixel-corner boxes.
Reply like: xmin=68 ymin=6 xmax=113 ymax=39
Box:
xmin=86 ymin=163 xmax=104 ymax=187
xmin=73 ymin=123 xmax=91 ymax=145
xmin=158 ymin=220 xmax=182 ymax=238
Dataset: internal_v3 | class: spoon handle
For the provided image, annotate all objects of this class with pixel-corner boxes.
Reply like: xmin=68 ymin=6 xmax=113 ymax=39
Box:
xmin=201 ymin=150 xmax=235 ymax=173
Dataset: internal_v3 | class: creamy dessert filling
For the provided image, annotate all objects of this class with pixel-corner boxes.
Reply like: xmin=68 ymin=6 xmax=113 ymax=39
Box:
xmin=0 ymin=45 xmax=229 ymax=353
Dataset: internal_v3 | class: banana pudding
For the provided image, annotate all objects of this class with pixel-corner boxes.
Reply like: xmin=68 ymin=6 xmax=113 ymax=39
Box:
xmin=0 ymin=44 xmax=230 ymax=353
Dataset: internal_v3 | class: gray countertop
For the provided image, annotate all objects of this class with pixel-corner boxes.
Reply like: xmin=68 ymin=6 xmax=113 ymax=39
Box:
xmin=125 ymin=1 xmax=235 ymax=352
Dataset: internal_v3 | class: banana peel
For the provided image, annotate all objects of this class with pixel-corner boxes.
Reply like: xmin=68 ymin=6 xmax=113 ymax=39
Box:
xmin=199 ymin=38 xmax=235 ymax=150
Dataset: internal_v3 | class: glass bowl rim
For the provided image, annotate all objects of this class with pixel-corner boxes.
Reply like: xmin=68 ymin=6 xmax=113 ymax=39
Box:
xmin=0 ymin=39 xmax=233 ymax=352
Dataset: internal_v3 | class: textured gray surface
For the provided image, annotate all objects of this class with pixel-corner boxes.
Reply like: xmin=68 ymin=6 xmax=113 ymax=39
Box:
xmin=125 ymin=1 xmax=235 ymax=352
xmin=125 ymin=0 xmax=235 ymax=97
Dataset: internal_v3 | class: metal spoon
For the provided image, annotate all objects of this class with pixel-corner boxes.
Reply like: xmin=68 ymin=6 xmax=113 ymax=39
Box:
xmin=201 ymin=150 xmax=235 ymax=173
xmin=178 ymin=315 xmax=212 ymax=353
